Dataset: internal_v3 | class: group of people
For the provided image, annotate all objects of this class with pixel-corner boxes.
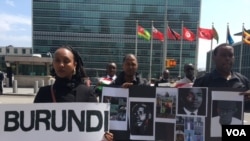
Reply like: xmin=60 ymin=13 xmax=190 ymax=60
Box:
xmin=32 ymin=43 xmax=250 ymax=140
xmin=33 ymin=46 xmax=149 ymax=141
xmin=153 ymin=62 xmax=195 ymax=88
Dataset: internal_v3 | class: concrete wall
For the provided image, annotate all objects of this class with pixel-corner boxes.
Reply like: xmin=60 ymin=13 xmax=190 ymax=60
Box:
xmin=14 ymin=75 xmax=54 ymax=88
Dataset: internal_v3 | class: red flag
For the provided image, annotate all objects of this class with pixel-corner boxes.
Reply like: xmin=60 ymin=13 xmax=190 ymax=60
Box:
xmin=152 ymin=26 xmax=164 ymax=42
xmin=183 ymin=27 xmax=195 ymax=41
xmin=198 ymin=27 xmax=213 ymax=40
xmin=167 ymin=26 xmax=181 ymax=40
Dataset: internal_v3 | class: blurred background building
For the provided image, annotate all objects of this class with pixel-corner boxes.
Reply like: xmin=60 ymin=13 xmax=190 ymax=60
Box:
xmin=32 ymin=0 xmax=201 ymax=79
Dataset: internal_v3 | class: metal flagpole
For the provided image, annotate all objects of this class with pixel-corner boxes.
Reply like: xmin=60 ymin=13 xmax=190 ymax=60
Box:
xmin=135 ymin=20 xmax=138 ymax=57
xmin=209 ymin=23 xmax=214 ymax=72
xmin=162 ymin=1 xmax=168 ymax=73
xmin=162 ymin=21 xmax=168 ymax=72
xmin=239 ymin=23 xmax=244 ymax=73
xmin=194 ymin=21 xmax=200 ymax=76
xmin=149 ymin=21 xmax=154 ymax=83
xmin=179 ymin=21 xmax=184 ymax=78
xmin=226 ymin=23 xmax=229 ymax=43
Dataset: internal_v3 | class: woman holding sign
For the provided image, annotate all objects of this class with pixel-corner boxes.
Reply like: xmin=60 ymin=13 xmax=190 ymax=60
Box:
xmin=33 ymin=45 xmax=113 ymax=141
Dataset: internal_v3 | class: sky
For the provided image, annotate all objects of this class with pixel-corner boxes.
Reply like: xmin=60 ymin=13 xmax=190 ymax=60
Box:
xmin=0 ymin=0 xmax=249 ymax=70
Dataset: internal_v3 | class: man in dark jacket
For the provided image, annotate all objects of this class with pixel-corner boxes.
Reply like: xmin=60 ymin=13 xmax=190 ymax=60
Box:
xmin=154 ymin=69 xmax=170 ymax=87
xmin=112 ymin=54 xmax=149 ymax=87
xmin=111 ymin=53 xmax=149 ymax=141
xmin=193 ymin=43 xmax=250 ymax=110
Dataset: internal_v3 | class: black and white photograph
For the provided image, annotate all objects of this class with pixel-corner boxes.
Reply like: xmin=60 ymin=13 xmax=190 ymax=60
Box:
xmin=102 ymin=87 xmax=129 ymax=131
xmin=129 ymin=98 xmax=155 ymax=140
xmin=103 ymin=96 xmax=127 ymax=121
xmin=177 ymin=87 xmax=207 ymax=116
xmin=210 ymin=91 xmax=244 ymax=137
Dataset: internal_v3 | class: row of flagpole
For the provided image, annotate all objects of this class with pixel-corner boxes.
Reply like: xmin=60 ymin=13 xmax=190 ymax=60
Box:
xmin=210 ymin=22 xmax=250 ymax=73
xmin=136 ymin=20 xmax=250 ymax=80
xmin=238 ymin=23 xmax=250 ymax=73
xmin=136 ymin=20 xmax=201 ymax=81
xmin=220 ymin=23 xmax=249 ymax=73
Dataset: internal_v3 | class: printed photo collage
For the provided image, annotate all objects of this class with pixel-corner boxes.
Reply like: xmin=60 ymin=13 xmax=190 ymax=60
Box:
xmin=101 ymin=86 xmax=244 ymax=141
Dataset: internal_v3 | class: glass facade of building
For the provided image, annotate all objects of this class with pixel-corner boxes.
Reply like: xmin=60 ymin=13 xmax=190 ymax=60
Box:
xmin=33 ymin=0 xmax=201 ymax=79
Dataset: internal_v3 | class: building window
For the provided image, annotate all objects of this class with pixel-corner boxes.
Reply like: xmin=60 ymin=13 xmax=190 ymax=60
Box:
xmin=6 ymin=48 xmax=9 ymax=54
xmin=22 ymin=49 xmax=26 ymax=54
xmin=14 ymin=49 xmax=18 ymax=54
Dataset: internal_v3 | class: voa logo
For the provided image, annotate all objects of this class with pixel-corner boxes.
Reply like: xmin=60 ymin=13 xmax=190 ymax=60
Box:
xmin=226 ymin=129 xmax=246 ymax=136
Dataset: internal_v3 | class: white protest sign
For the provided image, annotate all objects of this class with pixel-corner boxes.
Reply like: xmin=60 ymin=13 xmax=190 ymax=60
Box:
xmin=0 ymin=103 xmax=110 ymax=141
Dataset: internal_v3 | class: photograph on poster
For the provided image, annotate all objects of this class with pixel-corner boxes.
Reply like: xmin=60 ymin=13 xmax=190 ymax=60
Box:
xmin=102 ymin=87 xmax=129 ymax=131
xmin=175 ymin=124 xmax=184 ymax=141
xmin=103 ymin=96 xmax=127 ymax=121
xmin=129 ymin=97 xmax=155 ymax=140
xmin=155 ymin=87 xmax=177 ymax=122
xmin=175 ymin=116 xmax=205 ymax=141
xmin=177 ymin=87 xmax=207 ymax=116
xmin=210 ymin=91 xmax=244 ymax=137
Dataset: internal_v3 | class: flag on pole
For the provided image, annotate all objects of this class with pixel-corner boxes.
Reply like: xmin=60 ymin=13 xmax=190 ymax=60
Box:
xmin=183 ymin=27 xmax=195 ymax=41
xmin=243 ymin=29 xmax=250 ymax=45
xmin=198 ymin=27 xmax=213 ymax=40
xmin=212 ymin=26 xmax=219 ymax=44
xmin=226 ymin=25 xmax=234 ymax=45
xmin=152 ymin=26 xmax=164 ymax=42
xmin=167 ymin=26 xmax=181 ymax=40
xmin=137 ymin=25 xmax=151 ymax=41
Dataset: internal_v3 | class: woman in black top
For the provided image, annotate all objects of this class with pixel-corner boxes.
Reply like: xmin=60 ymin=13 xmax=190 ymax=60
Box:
xmin=33 ymin=45 xmax=113 ymax=141
xmin=34 ymin=45 xmax=96 ymax=103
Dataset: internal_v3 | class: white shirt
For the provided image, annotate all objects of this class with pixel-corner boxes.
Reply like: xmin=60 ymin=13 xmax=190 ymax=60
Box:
xmin=183 ymin=107 xmax=198 ymax=115
xmin=175 ymin=77 xmax=195 ymax=88
xmin=106 ymin=75 xmax=117 ymax=80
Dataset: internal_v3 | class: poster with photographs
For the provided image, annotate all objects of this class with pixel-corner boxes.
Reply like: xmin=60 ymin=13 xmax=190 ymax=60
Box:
xmin=102 ymin=87 xmax=128 ymax=131
xmin=210 ymin=91 xmax=244 ymax=137
xmin=155 ymin=87 xmax=178 ymax=123
xmin=129 ymin=97 xmax=155 ymax=141
xmin=100 ymin=86 xmax=246 ymax=140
